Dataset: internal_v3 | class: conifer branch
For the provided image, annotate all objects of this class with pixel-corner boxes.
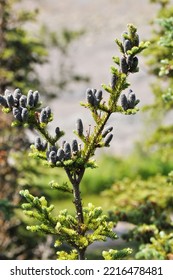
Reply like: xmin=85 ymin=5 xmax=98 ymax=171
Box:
xmin=0 ymin=23 xmax=149 ymax=260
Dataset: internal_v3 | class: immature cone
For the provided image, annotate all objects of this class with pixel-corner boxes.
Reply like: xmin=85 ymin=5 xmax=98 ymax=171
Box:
xmin=21 ymin=108 xmax=28 ymax=122
xmin=57 ymin=148 xmax=65 ymax=161
xmin=76 ymin=118 xmax=83 ymax=136
xmin=111 ymin=74 xmax=117 ymax=89
xmin=95 ymin=90 xmax=102 ymax=103
xmin=35 ymin=137 xmax=42 ymax=150
xmin=13 ymin=88 xmax=22 ymax=107
xmin=129 ymin=57 xmax=138 ymax=72
xmin=12 ymin=108 xmax=22 ymax=122
xmin=121 ymin=94 xmax=128 ymax=110
xmin=102 ymin=126 xmax=113 ymax=138
xmin=27 ymin=90 xmax=34 ymax=108
xmin=128 ymin=90 xmax=136 ymax=109
xmin=46 ymin=146 xmax=57 ymax=160
xmin=104 ymin=133 xmax=113 ymax=146
xmin=71 ymin=139 xmax=78 ymax=155
xmin=49 ymin=151 xmax=57 ymax=164
xmin=86 ymin=88 xmax=95 ymax=106
xmin=19 ymin=95 xmax=27 ymax=108
xmin=124 ymin=39 xmax=132 ymax=52
xmin=33 ymin=91 xmax=40 ymax=107
xmin=64 ymin=142 xmax=71 ymax=160
xmin=120 ymin=57 xmax=128 ymax=74
xmin=45 ymin=106 xmax=51 ymax=118
xmin=55 ymin=127 xmax=61 ymax=138
xmin=127 ymin=55 xmax=133 ymax=69
xmin=40 ymin=108 xmax=48 ymax=123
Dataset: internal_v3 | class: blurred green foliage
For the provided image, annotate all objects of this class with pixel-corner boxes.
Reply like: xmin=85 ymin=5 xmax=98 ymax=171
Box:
xmin=81 ymin=143 xmax=173 ymax=194
xmin=0 ymin=0 xmax=47 ymax=94
xmin=103 ymin=175 xmax=173 ymax=211
xmin=136 ymin=231 xmax=173 ymax=260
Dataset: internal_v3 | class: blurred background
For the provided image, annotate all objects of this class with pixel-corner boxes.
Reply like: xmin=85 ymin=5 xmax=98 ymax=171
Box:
xmin=1 ymin=0 xmax=173 ymax=260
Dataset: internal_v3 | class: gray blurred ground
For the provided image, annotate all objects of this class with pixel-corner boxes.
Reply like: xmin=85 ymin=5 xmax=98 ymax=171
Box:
xmin=21 ymin=0 xmax=169 ymax=156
